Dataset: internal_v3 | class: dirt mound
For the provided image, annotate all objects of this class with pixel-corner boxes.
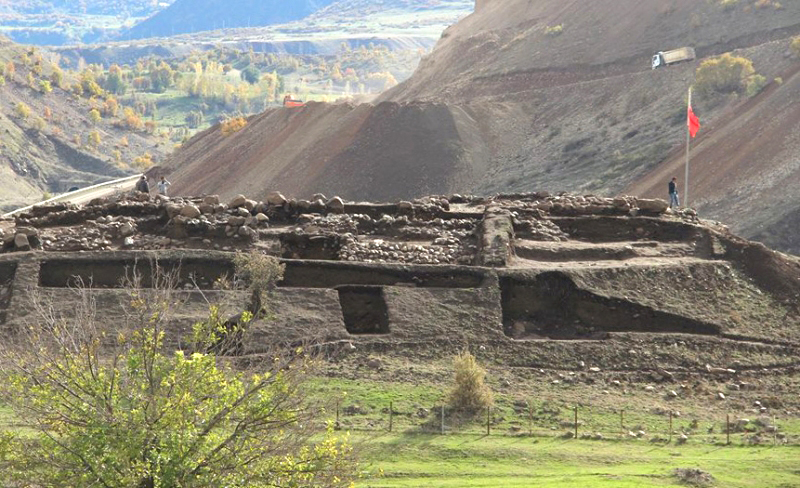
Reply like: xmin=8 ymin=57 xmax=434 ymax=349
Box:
xmin=166 ymin=101 xmax=491 ymax=202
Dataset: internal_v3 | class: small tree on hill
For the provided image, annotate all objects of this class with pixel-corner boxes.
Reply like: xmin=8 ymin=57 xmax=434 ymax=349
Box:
xmin=88 ymin=108 xmax=102 ymax=124
xmin=87 ymin=129 xmax=101 ymax=148
xmin=448 ymin=350 xmax=493 ymax=414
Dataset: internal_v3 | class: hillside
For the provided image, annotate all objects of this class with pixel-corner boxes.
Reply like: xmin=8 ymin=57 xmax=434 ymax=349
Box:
xmin=123 ymin=0 xmax=337 ymax=40
xmin=161 ymin=0 xmax=800 ymax=254
xmin=0 ymin=0 xmax=174 ymax=45
xmin=627 ymin=59 xmax=800 ymax=255
xmin=0 ymin=38 xmax=164 ymax=212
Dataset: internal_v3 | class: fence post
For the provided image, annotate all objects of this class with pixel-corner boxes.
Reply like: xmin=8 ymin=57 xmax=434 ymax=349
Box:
xmin=441 ymin=405 xmax=445 ymax=435
xmin=726 ymin=413 xmax=730 ymax=445
xmin=486 ymin=406 xmax=491 ymax=436
xmin=669 ymin=411 xmax=673 ymax=443
xmin=529 ymin=403 xmax=533 ymax=436
xmin=773 ymin=415 xmax=777 ymax=446
xmin=574 ymin=405 xmax=578 ymax=440
xmin=389 ymin=401 xmax=393 ymax=433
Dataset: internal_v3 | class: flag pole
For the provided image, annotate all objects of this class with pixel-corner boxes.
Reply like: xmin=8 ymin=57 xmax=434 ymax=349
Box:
xmin=685 ymin=87 xmax=692 ymax=208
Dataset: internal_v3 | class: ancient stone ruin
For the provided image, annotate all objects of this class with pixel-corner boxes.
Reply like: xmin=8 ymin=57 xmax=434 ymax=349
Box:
xmin=1 ymin=191 xmax=799 ymax=370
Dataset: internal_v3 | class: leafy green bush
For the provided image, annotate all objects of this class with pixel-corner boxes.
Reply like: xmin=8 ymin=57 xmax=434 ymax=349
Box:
xmin=0 ymin=266 xmax=355 ymax=488
xmin=448 ymin=351 xmax=493 ymax=414
xmin=694 ymin=53 xmax=757 ymax=99
xmin=746 ymin=74 xmax=767 ymax=97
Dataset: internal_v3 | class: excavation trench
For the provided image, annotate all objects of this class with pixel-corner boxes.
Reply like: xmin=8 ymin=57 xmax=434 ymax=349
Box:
xmin=550 ymin=216 xmax=708 ymax=243
xmin=336 ymin=285 xmax=390 ymax=335
xmin=500 ymin=271 xmax=720 ymax=340
xmin=39 ymin=258 xmax=234 ymax=289
xmin=0 ymin=262 xmax=15 ymax=324
xmin=281 ymin=261 xmax=486 ymax=289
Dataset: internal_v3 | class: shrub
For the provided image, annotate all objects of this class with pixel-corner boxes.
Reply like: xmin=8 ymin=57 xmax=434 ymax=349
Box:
xmin=185 ymin=110 xmax=204 ymax=128
xmin=240 ymin=65 xmax=261 ymax=84
xmin=0 ymin=270 xmax=356 ymax=487
xmin=448 ymin=351 xmax=493 ymax=414
xmin=38 ymin=79 xmax=51 ymax=93
xmin=545 ymin=24 xmax=564 ymax=36
xmin=87 ymin=129 xmax=101 ymax=148
xmin=14 ymin=102 xmax=30 ymax=119
xmin=120 ymin=107 xmax=143 ymax=130
xmin=50 ymin=67 xmax=63 ymax=88
xmin=694 ymin=53 xmax=755 ymax=99
xmin=791 ymin=36 xmax=800 ymax=57
xmin=220 ymin=115 xmax=248 ymax=135
xmin=745 ymin=74 xmax=767 ymax=97
xmin=88 ymin=108 xmax=101 ymax=124
xmin=31 ymin=116 xmax=46 ymax=131
xmin=133 ymin=152 xmax=154 ymax=169
xmin=233 ymin=251 xmax=285 ymax=314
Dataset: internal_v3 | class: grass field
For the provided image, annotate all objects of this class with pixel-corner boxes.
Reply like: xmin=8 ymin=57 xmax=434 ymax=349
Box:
xmin=356 ymin=433 xmax=800 ymax=487
xmin=3 ymin=371 xmax=800 ymax=486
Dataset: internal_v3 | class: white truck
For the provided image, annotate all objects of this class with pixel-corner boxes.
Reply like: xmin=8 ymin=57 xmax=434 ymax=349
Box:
xmin=652 ymin=47 xmax=696 ymax=69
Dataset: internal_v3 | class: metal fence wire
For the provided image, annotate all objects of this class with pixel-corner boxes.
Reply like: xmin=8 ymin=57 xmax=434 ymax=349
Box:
xmin=331 ymin=399 xmax=797 ymax=446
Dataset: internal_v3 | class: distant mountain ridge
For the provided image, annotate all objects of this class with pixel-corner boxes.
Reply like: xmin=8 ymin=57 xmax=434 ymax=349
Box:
xmin=123 ymin=0 xmax=338 ymax=39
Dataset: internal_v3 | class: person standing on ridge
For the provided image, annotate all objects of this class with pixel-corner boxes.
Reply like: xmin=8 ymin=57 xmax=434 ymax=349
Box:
xmin=668 ymin=177 xmax=679 ymax=208
xmin=157 ymin=176 xmax=171 ymax=196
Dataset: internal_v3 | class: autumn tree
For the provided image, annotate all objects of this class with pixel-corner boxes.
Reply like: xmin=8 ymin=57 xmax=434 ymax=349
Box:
xmin=149 ymin=60 xmax=174 ymax=93
xmin=87 ymin=129 xmax=101 ymax=148
xmin=103 ymin=63 xmax=127 ymax=94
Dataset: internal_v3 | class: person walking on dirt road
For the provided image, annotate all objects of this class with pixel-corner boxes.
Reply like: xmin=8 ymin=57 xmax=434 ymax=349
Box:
xmin=668 ymin=177 xmax=679 ymax=208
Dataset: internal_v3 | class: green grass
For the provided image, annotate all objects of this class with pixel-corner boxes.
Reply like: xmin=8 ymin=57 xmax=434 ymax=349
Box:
xmin=356 ymin=433 xmax=800 ymax=487
xmin=4 ymin=372 xmax=800 ymax=486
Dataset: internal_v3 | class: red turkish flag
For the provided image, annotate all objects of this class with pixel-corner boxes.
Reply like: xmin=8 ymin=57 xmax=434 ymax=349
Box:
xmin=688 ymin=102 xmax=701 ymax=138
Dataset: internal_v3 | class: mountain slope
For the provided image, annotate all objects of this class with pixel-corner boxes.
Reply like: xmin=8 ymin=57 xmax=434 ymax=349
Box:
xmin=124 ymin=0 xmax=337 ymax=40
xmin=161 ymin=0 xmax=800 ymax=253
xmin=627 ymin=59 xmax=800 ymax=254
xmin=0 ymin=39 xmax=161 ymax=212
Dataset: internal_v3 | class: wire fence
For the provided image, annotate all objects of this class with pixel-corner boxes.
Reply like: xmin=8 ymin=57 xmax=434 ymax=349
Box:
xmin=330 ymin=398 xmax=799 ymax=446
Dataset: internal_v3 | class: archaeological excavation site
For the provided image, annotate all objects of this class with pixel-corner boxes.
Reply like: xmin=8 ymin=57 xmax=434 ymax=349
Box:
xmin=2 ymin=190 xmax=800 ymax=377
